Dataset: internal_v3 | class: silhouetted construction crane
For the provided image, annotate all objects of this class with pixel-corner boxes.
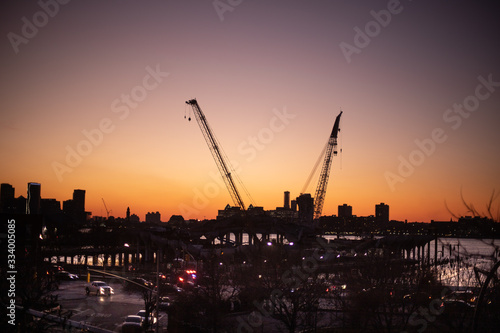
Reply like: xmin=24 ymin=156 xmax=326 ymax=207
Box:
xmin=101 ymin=198 xmax=111 ymax=219
xmin=185 ymin=99 xmax=251 ymax=210
xmin=313 ymin=111 xmax=342 ymax=219
xmin=302 ymin=111 xmax=342 ymax=219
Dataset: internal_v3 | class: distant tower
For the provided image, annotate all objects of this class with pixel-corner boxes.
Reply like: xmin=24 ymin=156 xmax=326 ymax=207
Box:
xmin=73 ymin=189 xmax=85 ymax=213
xmin=27 ymin=182 xmax=41 ymax=214
xmin=338 ymin=204 xmax=352 ymax=218
xmin=375 ymin=203 xmax=389 ymax=223
xmin=126 ymin=207 xmax=130 ymax=221
xmin=284 ymin=191 xmax=290 ymax=209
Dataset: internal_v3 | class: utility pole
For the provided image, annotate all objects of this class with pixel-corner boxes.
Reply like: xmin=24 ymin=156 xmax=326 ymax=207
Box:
xmin=457 ymin=242 xmax=460 ymax=289
xmin=156 ymin=248 xmax=160 ymax=333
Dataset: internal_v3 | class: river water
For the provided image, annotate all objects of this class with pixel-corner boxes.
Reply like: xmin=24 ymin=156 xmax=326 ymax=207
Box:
xmin=429 ymin=237 xmax=499 ymax=288
xmin=323 ymin=235 xmax=500 ymax=288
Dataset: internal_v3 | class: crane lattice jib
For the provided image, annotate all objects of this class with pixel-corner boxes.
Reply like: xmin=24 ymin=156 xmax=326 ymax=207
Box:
xmin=313 ymin=111 xmax=342 ymax=219
xmin=186 ymin=99 xmax=246 ymax=210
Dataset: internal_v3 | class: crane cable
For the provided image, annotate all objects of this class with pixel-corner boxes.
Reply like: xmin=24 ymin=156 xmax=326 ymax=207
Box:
xmin=184 ymin=102 xmax=192 ymax=121
xmin=339 ymin=110 xmax=343 ymax=170
xmin=301 ymin=141 xmax=328 ymax=194
xmin=185 ymin=99 xmax=254 ymax=208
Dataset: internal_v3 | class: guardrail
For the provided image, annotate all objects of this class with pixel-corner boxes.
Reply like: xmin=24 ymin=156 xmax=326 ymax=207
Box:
xmin=17 ymin=306 xmax=114 ymax=333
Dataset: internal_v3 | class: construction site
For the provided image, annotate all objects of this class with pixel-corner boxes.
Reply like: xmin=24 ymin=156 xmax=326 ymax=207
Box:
xmin=184 ymin=98 xmax=343 ymax=243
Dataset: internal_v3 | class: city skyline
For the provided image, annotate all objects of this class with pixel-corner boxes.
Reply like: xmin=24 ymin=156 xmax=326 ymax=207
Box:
xmin=1 ymin=1 xmax=500 ymax=222
xmin=1 ymin=180 xmax=492 ymax=224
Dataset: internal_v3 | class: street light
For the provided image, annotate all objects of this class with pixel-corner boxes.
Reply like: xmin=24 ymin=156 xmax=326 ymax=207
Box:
xmin=155 ymin=248 xmax=160 ymax=333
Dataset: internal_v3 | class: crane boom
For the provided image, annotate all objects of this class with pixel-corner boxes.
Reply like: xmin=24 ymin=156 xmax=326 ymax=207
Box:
xmin=101 ymin=198 xmax=111 ymax=219
xmin=186 ymin=99 xmax=246 ymax=210
xmin=313 ymin=111 xmax=342 ymax=219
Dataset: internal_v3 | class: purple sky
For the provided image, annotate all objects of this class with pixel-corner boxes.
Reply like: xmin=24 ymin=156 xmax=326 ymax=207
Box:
xmin=1 ymin=1 xmax=499 ymax=221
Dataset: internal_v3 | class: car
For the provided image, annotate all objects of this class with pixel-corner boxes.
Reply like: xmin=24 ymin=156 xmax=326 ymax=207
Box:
xmin=157 ymin=296 xmax=172 ymax=311
xmin=160 ymin=282 xmax=183 ymax=295
xmin=442 ymin=290 xmax=476 ymax=306
xmin=86 ymin=281 xmax=114 ymax=296
xmin=403 ymin=291 xmax=433 ymax=306
xmin=56 ymin=270 xmax=79 ymax=281
xmin=124 ymin=315 xmax=143 ymax=324
xmin=440 ymin=290 xmax=476 ymax=313
xmin=136 ymin=309 xmax=157 ymax=325
xmin=50 ymin=264 xmax=64 ymax=273
xmin=177 ymin=269 xmax=197 ymax=289
xmin=122 ymin=315 xmax=142 ymax=333
xmin=125 ymin=277 xmax=154 ymax=291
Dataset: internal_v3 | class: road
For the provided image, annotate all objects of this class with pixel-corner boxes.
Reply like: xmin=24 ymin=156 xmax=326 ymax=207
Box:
xmin=49 ymin=279 xmax=168 ymax=332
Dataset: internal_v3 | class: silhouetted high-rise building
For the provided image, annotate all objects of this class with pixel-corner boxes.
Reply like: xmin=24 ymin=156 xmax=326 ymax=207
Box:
xmin=1 ymin=183 xmax=15 ymax=213
xmin=27 ymin=182 xmax=41 ymax=214
xmin=146 ymin=211 xmax=161 ymax=223
xmin=296 ymin=193 xmax=314 ymax=224
xmin=1 ymin=183 xmax=14 ymax=201
xmin=16 ymin=196 xmax=26 ymax=214
xmin=41 ymin=199 xmax=61 ymax=215
xmin=375 ymin=202 xmax=389 ymax=223
xmin=73 ymin=189 xmax=85 ymax=213
xmin=63 ymin=199 xmax=74 ymax=214
xmin=284 ymin=191 xmax=290 ymax=209
xmin=62 ymin=189 xmax=87 ymax=223
xmin=338 ymin=204 xmax=352 ymax=218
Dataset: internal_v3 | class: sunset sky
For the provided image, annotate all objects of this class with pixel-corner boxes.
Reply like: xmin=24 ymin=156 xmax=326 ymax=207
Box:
xmin=1 ymin=1 xmax=499 ymax=222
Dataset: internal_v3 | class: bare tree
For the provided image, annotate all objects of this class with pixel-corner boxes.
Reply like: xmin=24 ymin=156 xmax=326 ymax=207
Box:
xmin=168 ymin=251 xmax=240 ymax=332
xmin=142 ymin=289 xmax=156 ymax=331
xmin=445 ymin=188 xmax=500 ymax=222
xmin=249 ymin=243 xmax=327 ymax=333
